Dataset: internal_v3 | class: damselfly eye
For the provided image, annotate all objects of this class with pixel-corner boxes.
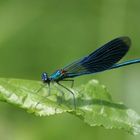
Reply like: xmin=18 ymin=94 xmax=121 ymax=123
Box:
xmin=41 ymin=72 xmax=48 ymax=82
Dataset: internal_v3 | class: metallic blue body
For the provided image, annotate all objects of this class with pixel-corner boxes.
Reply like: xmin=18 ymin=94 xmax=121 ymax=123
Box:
xmin=50 ymin=70 xmax=62 ymax=80
xmin=42 ymin=36 xmax=140 ymax=83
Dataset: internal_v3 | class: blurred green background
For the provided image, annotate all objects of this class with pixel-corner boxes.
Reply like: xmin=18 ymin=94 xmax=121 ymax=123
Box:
xmin=0 ymin=0 xmax=140 ymax=140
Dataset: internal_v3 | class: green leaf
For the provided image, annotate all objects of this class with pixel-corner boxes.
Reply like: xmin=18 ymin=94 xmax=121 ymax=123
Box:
xmin=0 ymin=78 xmax=140 ymax=135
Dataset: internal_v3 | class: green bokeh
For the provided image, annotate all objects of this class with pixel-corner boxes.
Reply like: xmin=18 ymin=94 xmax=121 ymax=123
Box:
xmin=0 ymin=0 xmax=140 ymax=140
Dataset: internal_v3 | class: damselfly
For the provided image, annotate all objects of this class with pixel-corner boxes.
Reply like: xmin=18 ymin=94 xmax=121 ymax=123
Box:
xmin=40 ymin=37 xmax=140 ymax=109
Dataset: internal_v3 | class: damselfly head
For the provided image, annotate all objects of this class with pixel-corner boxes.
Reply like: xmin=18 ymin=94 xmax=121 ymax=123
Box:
xmin=41 ymin=72 xmax=49 ymax=83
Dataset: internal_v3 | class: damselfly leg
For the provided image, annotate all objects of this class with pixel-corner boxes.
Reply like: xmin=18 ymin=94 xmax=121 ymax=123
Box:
xmin=35 ymin=83 xmax=50 ymax=96
xmin=57 ymin=82 xmax=76 ymax=110
xmin=61 ymin=79 xmax=75 ymax=88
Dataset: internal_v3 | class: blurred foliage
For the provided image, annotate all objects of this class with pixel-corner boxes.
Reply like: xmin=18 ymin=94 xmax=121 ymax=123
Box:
xmin=0 ymin=0 xmax=140 ymax=140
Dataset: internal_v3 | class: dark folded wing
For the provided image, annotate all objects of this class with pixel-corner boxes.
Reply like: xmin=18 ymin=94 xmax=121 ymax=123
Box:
xmin=63 ymin=37 xmax=131 ymax=78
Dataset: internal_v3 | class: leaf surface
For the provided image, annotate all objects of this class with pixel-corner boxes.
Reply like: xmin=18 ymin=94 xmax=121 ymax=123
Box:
xmin=0 ymin=78 xmax=139 ymax=135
